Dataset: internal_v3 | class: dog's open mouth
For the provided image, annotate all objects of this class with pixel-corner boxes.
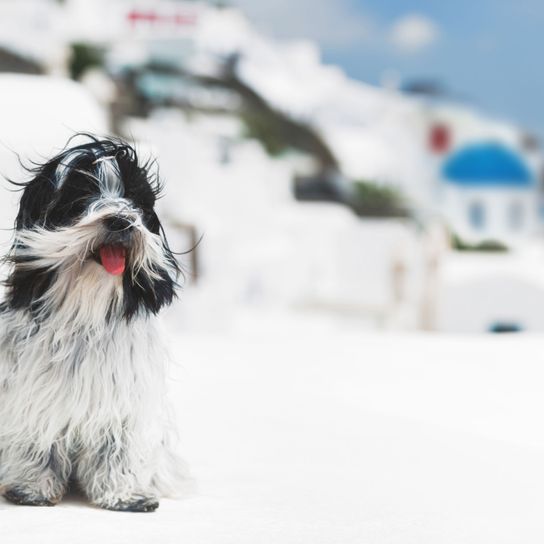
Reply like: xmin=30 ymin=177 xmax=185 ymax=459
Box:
xmin=99 ymin=244 xmax=126 ymax=276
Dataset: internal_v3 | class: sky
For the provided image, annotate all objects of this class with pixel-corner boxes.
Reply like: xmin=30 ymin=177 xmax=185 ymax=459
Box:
xmin=230 ymin=0 xmax=544 ymax=139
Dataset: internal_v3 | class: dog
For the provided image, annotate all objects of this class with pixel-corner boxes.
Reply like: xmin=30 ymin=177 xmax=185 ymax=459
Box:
xmin=0 ymin=135 xmax=184 ymax=512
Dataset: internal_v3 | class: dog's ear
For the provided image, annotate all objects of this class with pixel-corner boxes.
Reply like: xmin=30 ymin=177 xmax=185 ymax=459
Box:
xmin=123 ymin=258 xmax=177 ymax=319
xmin=16 ymin=163 xmax=58 ymax=230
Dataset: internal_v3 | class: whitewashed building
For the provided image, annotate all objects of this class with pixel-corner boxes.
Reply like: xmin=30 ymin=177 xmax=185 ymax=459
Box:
xmin=437 ymin=142 xmax=539 ymax=245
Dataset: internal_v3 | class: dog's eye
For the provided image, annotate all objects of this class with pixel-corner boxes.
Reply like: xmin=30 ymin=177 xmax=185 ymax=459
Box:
xmin=142 ymin=210 xmax=160 ymax=234
xmin=126 ymin=189 xmax=155 ymax=212
xmin=44 ymin=196 xmax=90 ymax=227
xmin=60 ymin=198 xmax=88 ymax=217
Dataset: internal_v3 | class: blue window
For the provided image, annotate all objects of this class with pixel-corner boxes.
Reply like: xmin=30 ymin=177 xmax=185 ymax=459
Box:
xmin=468 ymin=202 xmax=485 ymax=230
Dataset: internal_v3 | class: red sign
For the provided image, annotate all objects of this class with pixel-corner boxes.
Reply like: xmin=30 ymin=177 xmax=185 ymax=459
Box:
xmin=127 ymin=9 xmax=197 ymax=27
xmin=429 ymin=123 xmax=450 ymax=154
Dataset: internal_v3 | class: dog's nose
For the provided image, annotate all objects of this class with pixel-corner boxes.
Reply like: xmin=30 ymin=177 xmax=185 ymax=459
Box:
xmin=104 ymin=216 xmax=133 ymax=232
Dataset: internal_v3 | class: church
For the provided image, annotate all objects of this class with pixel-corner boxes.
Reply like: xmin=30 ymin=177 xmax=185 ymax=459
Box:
xmin=437 ymin=142 xmax=539 ymax=245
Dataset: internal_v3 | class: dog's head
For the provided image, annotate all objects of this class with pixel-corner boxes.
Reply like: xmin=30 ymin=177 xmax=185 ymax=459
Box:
xmin=5 ymin=136 xmax=179 ymax=322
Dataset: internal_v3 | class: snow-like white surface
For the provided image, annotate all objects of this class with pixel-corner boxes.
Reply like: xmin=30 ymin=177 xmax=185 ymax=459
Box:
xmin=4 ymin=329 xmax=544 ymax=543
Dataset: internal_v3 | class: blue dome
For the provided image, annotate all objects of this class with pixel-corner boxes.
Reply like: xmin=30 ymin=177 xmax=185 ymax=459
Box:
xmin=442 ymin=143 xmax=534 ymax=187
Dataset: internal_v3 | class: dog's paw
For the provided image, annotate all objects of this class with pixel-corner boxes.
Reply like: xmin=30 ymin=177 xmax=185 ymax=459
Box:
xmin=100 ymin=495 xmax=159 ymax=513
xmin=3 ymin=487 xmax=60 ymax=507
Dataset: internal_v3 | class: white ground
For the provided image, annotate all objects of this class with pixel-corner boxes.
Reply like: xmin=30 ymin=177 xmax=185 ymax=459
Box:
xmin=3 ymin=328 xmax=544 ymax=543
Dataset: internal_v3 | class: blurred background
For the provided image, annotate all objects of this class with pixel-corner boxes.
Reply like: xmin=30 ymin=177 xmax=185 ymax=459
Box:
xmin=6 ymin=5 xmax=544 ymax=540
xmin=1 ymin=0 xmax=544 ymax=335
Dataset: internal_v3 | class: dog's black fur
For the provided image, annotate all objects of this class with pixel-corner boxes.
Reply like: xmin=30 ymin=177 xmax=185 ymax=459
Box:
xmin=5 ymin=136 xmax=179 ymax=320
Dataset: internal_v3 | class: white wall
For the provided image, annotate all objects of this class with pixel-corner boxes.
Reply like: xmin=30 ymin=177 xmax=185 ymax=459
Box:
xmin=437 ymin=252 xmax=544 ymax=333
xmin=128 ymin=110 xmax=431 ymax=332
xmin=440 ymin=184 xmax=539 ymax=245
xmin=0 ymin=74 xmax=108 ymax=251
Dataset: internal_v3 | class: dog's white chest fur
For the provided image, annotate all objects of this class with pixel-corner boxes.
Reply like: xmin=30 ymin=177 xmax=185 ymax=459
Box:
xmin=0 ymin=302 xmax=163 ymax=443
xmin=0 ymin=295 xmax=181 ymax=507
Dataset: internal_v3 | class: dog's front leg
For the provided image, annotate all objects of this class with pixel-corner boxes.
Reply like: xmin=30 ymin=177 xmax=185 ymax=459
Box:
xmin=75 ymin=432 xmax=159 ymax=512
xmin=1 ymin=442 xmax=70 ymax=506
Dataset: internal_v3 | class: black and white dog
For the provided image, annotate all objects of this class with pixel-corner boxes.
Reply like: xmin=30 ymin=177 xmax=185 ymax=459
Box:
xmin=0 ymin=136 xmax=183 ymax=512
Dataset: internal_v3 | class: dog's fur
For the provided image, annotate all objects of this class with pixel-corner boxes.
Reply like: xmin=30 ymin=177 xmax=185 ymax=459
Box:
xmin=0 ymin=136 xmax=183 ymax=512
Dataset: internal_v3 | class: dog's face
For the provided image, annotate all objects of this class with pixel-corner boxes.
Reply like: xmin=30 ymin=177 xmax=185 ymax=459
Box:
xmin=5 ymin=137 xmax=178 ymax=321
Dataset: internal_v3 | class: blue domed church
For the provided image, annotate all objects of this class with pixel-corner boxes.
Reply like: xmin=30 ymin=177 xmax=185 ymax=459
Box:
xmin=439 ymin=143 xmax=538 ymax=243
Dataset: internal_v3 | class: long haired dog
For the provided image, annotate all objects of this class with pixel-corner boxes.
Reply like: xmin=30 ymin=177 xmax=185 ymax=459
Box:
xmin=0 ymin=136 xmax=183 ymax=512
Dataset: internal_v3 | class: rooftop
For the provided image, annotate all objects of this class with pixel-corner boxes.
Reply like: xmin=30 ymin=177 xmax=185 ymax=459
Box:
xmin=442 ymin=142 xmax=534 ymax=188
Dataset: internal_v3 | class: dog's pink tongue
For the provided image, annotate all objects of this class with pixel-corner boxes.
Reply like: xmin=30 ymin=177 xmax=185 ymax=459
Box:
xmin=99 ymin=245 xmax=126 ymax=275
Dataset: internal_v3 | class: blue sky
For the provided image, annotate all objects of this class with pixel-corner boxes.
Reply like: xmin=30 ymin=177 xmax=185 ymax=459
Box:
xmin=232 ymin=0 xmax=544 ymax=138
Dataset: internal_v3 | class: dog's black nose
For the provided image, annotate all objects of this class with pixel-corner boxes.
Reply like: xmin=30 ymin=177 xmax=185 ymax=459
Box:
xmin=104 ymin=216 xmax=133 ymax=232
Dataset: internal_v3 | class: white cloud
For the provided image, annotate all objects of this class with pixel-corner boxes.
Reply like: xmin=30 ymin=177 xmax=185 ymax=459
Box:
xmin=389 ymin=14 xmax=439 ymax=54
xmin=229 ymin=0 xmax=372 ymax=48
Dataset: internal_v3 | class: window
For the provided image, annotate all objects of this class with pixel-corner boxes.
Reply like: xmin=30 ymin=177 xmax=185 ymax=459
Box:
xmin=489 ymin=322 xmax=523 ymax=333
xmin=468 ymin=201 xmax=485 ymax=230
xmin=509 ymin=201 xmax=523 ymax=230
